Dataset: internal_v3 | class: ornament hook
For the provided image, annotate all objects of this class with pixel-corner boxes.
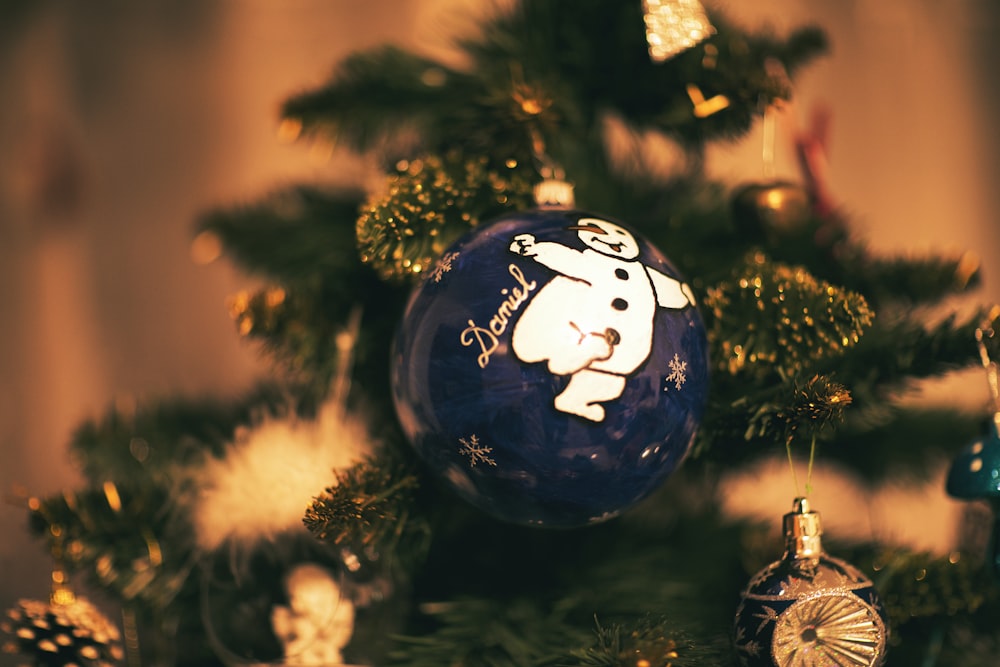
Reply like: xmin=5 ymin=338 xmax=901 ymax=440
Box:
xmin=533 ymin=164 xmax=575 ymax=208
xmin=331 ymin=304 xmax=364 ymax=416
xmin=974 ymin=312 xmax=1000 ymax=429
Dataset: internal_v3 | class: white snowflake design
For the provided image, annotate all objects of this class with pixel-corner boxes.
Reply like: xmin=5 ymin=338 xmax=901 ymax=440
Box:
xmin=663 ymin=353 xmax=687 ymax=391
xmin=458 ymin=434 xmax=496 ymax=467
xmin=429 ymin=251 xmax=460 ymax=283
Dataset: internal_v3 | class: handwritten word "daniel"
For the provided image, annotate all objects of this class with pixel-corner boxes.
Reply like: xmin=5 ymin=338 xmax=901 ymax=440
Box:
xmin=460 ymin=264 xmax=537 ymax=368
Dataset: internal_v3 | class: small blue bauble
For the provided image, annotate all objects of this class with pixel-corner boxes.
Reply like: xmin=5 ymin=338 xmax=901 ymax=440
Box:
xmin=390 ymin=208 xmax=709 ymax=527
xmin=733 ymin=499 xmax=889 ymax=667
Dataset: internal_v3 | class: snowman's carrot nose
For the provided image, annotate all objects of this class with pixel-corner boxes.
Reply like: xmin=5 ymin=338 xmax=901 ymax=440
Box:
xmin=566 ymin=222 xmax=606 ymax=234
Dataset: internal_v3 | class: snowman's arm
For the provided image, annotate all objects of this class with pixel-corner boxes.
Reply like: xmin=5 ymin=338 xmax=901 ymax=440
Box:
xmin=512 ymin=239 xmax=593 ymax=281
xmin=646 ymin=267 xmax=695 ymax=309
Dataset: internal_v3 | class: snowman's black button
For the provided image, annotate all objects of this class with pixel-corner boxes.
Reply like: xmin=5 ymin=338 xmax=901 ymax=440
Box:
xmin=612 ymin=298 xmax=628 ymax=311
xmin=615 ymin=268 xmax=629 ymax=280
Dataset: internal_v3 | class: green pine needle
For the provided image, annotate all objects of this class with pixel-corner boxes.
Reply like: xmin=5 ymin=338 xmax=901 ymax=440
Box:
xmin=388 ymin=597 xmax=593 ymax=667
xmin=356 ymin=152 xmax=535 ymax=283
xmin=704 ymin=251 xmax=873 ymax=380
xmin=28 ymin=488 xmax=194 ymax=611
xmin=304 ymin=455 xmax=430 ymax=576
xmin=198 ymin=186 xmax=365 ymax=286
xmin=846 ymin=546 xmax=997 ymax=628
xmin=555 ymin=615 xmax=728 ymax=667
xmin=742 ymin=374 xmax=851 ymax=444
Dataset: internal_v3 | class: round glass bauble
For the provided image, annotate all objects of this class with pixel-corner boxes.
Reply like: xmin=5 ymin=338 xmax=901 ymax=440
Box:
xmin=391 ymin=208 xmax=709 ymax=527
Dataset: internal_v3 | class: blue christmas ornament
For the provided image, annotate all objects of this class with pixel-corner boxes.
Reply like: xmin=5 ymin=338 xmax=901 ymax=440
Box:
xmin=390 ymin=207 xmax=709 ymax=527
xmin=734 ymin=498 xmax=889 ymax=667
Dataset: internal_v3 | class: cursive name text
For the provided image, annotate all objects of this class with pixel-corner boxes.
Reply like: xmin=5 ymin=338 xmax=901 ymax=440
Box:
xmin=460 ymin=264 xmax=537 ymax=368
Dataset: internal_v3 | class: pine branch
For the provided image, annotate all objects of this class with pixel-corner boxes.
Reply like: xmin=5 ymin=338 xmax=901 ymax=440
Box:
xmin=832 ymin=543 xmax=999 ymax=667
xmin=826 ymin=407 xmax=987 ymax=484
xmin=930 ymin=614 xmax=1000 ymax=667
xmin=28 ymin=487 xmax=195 ymax=611
xmin=281 ymin=45 xmax=550 ymax=164
xmin=695 ymin=373 xmax=851 ymax=461
xmin=552 ymin=616 xmax=729 ymax=667
xmin=389 ymin=502 xmax=750 ymax=667
xmin=304 ymin=453 xmax=431 ymax=577
xmin=828 ymin=307 xmax=996 ymax=402
xmin=357 ymin=152 xmax=536 ymax=283
xmin=197 ymin=186 xmax=366 ymax=286
xmin=741 ymin=373 xmax=852 ymax=444
xmin=70 ymin=384 xmax=290 ymax=488
xmin=857 ymin=547 xmax=994 ymax=626
xmin=226 ymin=280 xmax=405 ymax=409
xmin=464 ymin=1 xmax=828 ymax=145
xmin=201 ymin=184 xmax=409 ymax=406
xmin=389 ymin=597 xmax=593 ymax=667
xmin=281 ymin=1 xmax=829 ymax=174
xmin=702 ymin=251 xmax=873 ymax=382
xmin=841 ymin=251 xmax=982 ymax=309
xmin=281 ymin=46 xmax=474 ymax=154
xmin=744 ymin=213 xmax=982 ymax=309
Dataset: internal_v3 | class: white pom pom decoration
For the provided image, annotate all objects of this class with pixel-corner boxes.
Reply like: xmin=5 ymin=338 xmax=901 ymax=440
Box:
xmin=191 ymin=398 xmax=373 ymax=552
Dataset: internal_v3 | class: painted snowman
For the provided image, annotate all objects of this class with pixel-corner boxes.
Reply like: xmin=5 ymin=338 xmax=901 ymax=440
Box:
xmin=509 ymin=217 xmax=695 ymax=422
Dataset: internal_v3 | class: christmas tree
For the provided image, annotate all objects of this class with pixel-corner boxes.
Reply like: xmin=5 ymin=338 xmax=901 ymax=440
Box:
xmin=6 ymin=1 xmax=1000 ymax=666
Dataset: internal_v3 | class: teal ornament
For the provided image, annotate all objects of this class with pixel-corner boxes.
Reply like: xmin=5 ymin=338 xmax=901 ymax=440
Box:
xmin=946 ymin=415 xmax=1000 ymax=574
xmin=945 ymin=321 xmax=1000 ymax=574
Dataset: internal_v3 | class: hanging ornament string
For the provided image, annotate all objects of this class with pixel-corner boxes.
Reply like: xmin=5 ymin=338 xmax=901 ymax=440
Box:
xmin=756 ymin=58 xmax=791 ymax=179
xmin=761 ymin=102 xmax=778 ymax=180
xmin=331 ymin=304 xmax=363 ymax=417
xmin=525 ymin=119 xmax=574 ymax=208
xmin=974 ymin=312 xmax=1000 ymax=429
xmin=506 ymin=62 xmax=574 ymax=208
xmin=805 ymin=434 xmax=817 ymax=496
xmin=785 ymin=434 xmax=817 ymax=499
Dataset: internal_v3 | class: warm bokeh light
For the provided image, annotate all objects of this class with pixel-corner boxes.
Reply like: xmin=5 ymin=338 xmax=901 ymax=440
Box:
xmin=276 ymin=117 xmax=303 ymax=143
xmin=190 ymin=229 xmax=223 ymax=265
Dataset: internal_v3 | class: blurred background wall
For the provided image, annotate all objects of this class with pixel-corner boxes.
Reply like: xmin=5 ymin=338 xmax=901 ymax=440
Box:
xmin=1 ymin=0 xmax=998 ymax=636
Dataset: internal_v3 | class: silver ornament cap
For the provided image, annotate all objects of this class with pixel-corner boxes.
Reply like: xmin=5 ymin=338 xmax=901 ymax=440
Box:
xmin=533 ymin=177 xmax=575 ymax=209
xmin=783 ymin=496 xmax=823 ymax=559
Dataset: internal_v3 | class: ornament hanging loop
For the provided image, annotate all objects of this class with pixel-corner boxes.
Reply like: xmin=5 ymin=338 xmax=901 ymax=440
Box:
xmin=533 ymin=164 xmax=575 ymax=208
xmin=761 ymin=100 xmax=777 ymax=180
xmin=526 ymin=127 xmax=574 ymax=208
xmin=974 ymin=315 xmax=1000 ymax=428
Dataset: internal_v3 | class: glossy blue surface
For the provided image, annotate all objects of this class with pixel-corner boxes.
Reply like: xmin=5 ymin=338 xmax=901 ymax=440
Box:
xmin=391 ymin=209 xmax=709 ymax=527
